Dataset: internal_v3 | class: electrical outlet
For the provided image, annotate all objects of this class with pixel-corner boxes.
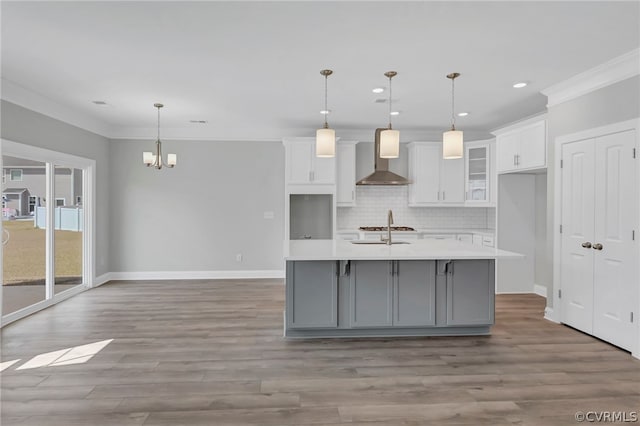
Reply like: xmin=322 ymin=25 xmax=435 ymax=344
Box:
xmin=236 ymin=253 xmax=243 ymax=262
xmin=263 ymin=211 xmax=274 ymax=219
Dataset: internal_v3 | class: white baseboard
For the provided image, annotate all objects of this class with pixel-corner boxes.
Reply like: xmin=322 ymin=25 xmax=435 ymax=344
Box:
xmin=544 ymin=307 xmax=560 ymax=323
xmin=93 ymin=273 xmax=113 ymax=287
xmin=106 ymin=270 xmax=285 ymax=281
xmin=533 ymin=284 xmax=548 ymax=298
xmin=495 ymin=290 xmax=536 ymax=295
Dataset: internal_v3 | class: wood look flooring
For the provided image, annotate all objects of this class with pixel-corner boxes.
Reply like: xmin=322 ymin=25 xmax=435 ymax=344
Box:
xmin=1 ymin=280 xmax=639 ymax=425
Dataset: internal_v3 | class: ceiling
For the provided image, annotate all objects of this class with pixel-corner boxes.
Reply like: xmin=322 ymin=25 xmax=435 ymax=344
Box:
xmin=2 ymin=1 xmax=639 ymax=142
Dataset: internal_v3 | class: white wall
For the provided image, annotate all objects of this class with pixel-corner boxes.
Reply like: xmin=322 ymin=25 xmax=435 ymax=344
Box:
xmin=497 ymin=174 xmax=536 ymax=293
xmin=546 ymin=75 xmax=640 ymax=307
xmin=0 ymin=100 xmax=111 ymax=276
xmin=108 ymin=139 xmax=284 ymax=274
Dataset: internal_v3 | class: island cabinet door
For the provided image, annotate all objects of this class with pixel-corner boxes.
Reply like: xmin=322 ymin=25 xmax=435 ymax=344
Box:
xmin=394 ymin=261 xmax=436 ymax=327
xmin=446 ymin=260 xmax=495 ymax=326
xmin=349 ymin=261 xmax=393 ymax=327
xmin=286 ymin=261 xmax=338 ymax=329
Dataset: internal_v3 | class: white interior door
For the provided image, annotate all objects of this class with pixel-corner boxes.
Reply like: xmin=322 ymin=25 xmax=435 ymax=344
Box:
xmin=592 ymin=130 xmax=637 ymax=351
xmin=561 ymin=139 xmax=595 ymax=334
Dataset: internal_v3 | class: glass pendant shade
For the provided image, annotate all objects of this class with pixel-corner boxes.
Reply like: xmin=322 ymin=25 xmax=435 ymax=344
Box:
xmin=443 ymin=129 xmax=464 ymax=159
xmin=143 ymin=151 xmax=154 ymax=165
xmin=380 ymin=129 xmax=400 ymax=158
xmin=167 ymin=153 xmax=177 ymax=167
xmin=316 ymin=128 xmax=336 ymax=157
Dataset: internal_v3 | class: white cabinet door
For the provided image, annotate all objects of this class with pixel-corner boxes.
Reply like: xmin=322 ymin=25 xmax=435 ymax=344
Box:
xmin=336 ymin=143 xmax=356 ymax=206
xmin=519 ymin=120 xmax=546 ymax=170
xmin=440 ymin=156 xmax=465 ymax=203
xmin=408 ymin=144 xmax=440 ymax=205
xmin=287 ymin=141 xmax=313 ymax=183
xmin=561 ymin=138 xmax=595 ymax=335
xmin=592 ymin=130 xmax=637 ymax=351
xmin=496 ymin=132 xmax=519 ymax=173
xmin=312 ymin=155 xmax=336 ymax=184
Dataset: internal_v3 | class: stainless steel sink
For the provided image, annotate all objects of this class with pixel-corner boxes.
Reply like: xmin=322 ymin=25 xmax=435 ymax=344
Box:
xmin=350 ymin=240 xmax=410 ymax=245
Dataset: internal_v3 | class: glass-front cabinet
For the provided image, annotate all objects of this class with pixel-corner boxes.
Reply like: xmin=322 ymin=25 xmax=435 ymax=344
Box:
xmin=466 ymin=144 xmax=489 ymax=202
xmin=464 ymin=140 xmax=495 ymax=206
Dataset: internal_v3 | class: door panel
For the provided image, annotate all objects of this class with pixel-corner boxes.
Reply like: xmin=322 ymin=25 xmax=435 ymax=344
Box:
xmin=394 ymin=261 xmax=436 ymax=326
xmin=519 ymin=121 xmax=546 ymax=169
xmin=287 ymin=142 xmax=313 ymax=183
xmin=350 ymin=260 xmax=393 ymax=327
xmin=287 ymin=261 xmax=338 ymax=329
xmin=496 ymin=132 xmax=519 ymax=173
xmin=561 ymin=139 xmax=595 ymax=334
xmin=409 ymin=144 xmax=440 ymax=204
xmin=592 ymin=130 xmax=637 ymax=351
xmin=440 ymin=156 xmax=465 ymax=203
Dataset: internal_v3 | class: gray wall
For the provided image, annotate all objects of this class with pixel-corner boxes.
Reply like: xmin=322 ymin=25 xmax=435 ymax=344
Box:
xmin=1 ymin=101 xmax=111 ymax=276
xmin=546 ymin=75 xmax=640 ymax=307
xmin=108 ymin=139 xmax=284 ymax=272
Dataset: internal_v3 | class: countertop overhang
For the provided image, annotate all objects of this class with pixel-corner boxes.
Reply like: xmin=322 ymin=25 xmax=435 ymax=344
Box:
xmin=284 ymin=239 xmax=523 ymax=261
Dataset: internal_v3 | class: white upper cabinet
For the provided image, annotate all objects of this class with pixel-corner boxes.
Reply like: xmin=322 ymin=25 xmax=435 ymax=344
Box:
xmin=336 ymin=141 xmax=357 ymax=206
xmin=465 ymin=139 xmax=496 ymax=206
xmin=284 ymin=138 xmax=336 ymax=185
xmin=495 ymin=118 xmax=547 ymax=174
xmin=408 ymin=142 xmax=465 ymax=206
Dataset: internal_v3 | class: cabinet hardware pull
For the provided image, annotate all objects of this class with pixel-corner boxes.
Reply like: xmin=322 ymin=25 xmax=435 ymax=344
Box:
xmin=437 ymin=191 xmax=440 ymax=201
xmin=592 ymin=243 xmax=603 ymax=250
xmin=581 ymin=242 xmax=592 ymax=248
xmin=443 ymin=191 xmax=446 ymax=201
xmin=351 ymin=190 xmax=354 ymax=200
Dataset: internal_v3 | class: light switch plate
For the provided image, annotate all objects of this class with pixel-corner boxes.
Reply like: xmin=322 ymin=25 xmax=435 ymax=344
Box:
xmin=263 ymin=211 xmax=275 ymax=219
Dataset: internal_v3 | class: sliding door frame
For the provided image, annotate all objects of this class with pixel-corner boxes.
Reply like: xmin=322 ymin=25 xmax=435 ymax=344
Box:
xmin=0 ymin=139 xmax=96 ymax=326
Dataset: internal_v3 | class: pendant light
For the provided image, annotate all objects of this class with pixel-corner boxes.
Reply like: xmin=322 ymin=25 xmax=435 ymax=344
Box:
xmin=316 ymin=69 xmax=336 ymax=157
xmin=380 ymin=71 xmax=399 ymax=158
xmin=143 ymin=103 xmax=177 ymax=169
xmin=443 ymin=72 xmax=463 ymax=159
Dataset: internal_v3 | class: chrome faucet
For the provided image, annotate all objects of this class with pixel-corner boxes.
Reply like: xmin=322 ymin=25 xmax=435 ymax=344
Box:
xmin=381 ymin=209 xmax=394 ymax=245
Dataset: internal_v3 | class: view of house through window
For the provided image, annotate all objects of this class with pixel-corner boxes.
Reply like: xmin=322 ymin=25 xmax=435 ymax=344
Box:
xmin=54 ymin=166 xmax=83 ymax=294
xmin=2 ymin=155 xmax=47 ymax=315
xmin=2 ymin=156 xmax=85 ymax=315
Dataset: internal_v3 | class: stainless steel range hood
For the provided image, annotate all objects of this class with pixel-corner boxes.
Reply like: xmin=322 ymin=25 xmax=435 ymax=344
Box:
xmin=356 ymin=128 xmax=409 ymax=185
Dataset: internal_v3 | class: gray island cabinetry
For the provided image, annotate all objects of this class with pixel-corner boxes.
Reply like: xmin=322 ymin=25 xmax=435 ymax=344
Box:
xmin=284 ymin=240 xmax=519 ymax=338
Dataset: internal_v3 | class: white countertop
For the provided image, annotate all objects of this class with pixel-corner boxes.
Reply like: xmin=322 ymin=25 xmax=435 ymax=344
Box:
xmin=284 ymin=239 xmax=521 ymax=261
xmin=336 ymin=228 xmax=495 ymax=235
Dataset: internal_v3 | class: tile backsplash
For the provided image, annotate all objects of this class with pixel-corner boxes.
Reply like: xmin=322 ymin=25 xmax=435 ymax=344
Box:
xmin=337 ymin=186 xmax=495 ymax=230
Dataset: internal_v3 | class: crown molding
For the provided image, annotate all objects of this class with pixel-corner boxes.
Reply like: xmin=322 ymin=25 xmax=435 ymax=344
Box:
xmin=1 ymin=78 xmax=113 ymax=138
xmin=541 ymin=48 xmax=640 ymax=108
xmin=491 ymin=112 xmax=547 ymax=136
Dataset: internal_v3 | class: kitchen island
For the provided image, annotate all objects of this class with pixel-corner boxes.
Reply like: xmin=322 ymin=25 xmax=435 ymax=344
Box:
xmin=283 ymin=239 xmax=522 ymax=338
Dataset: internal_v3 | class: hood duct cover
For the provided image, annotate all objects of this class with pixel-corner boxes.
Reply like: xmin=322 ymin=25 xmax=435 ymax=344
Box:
xmin=356 ymin=128 xmax=410 ymax=185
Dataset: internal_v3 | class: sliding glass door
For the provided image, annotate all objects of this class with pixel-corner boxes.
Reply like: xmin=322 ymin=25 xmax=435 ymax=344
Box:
xmin=2 ymin=156 xmax=48 ymax=315
xmin=54 ymin=166 xmax=84 ymax=295
xmin=1 ymin=140 xmax=94 ymax=323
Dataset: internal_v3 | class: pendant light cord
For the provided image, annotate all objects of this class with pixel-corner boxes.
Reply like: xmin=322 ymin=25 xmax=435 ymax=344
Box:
xmin=451 ymin=77 xmax=456 ymax=131
xmin=388 ymin=75 xmax=393 ymax=129
xmin=157 ymin=106 xmax=161 ymax=141
xmin=324 ymin=74 xmax=328 ymax=129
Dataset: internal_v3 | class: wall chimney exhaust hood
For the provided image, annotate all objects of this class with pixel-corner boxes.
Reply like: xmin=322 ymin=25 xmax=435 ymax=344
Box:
xmin=356 ymin=128 xmax=409 ymax=185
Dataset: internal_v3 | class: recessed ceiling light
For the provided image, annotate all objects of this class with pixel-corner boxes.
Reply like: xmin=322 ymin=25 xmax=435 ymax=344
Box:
xmin=390 ymin=111 xmax=400 ymax=116
xmin=372 ymin=87 xmax=385 ymax=94
xmin=457 ymin=112 xmax=469 ymax=117
xmin=189 ymin=120 xmax=208 ymax=124
xmin=513 ymin=82 xmax=528 ymax=88
xmin=320 ymin=110 xmax=331 ymax=115
xmin=92 ymin=100 xmax=108 ymax=105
